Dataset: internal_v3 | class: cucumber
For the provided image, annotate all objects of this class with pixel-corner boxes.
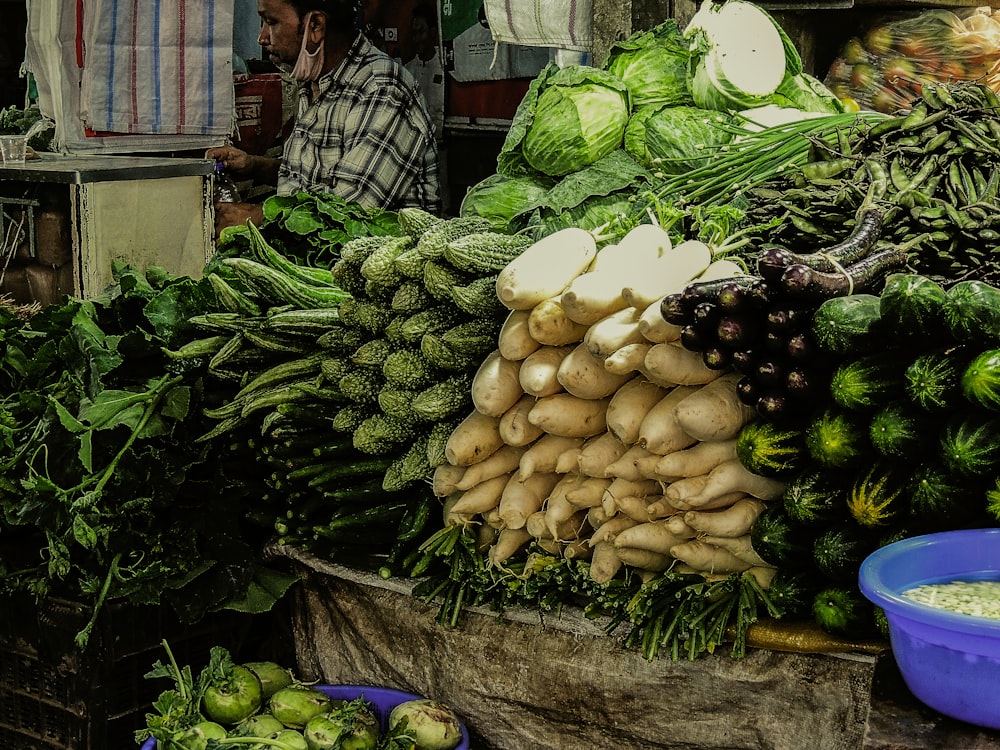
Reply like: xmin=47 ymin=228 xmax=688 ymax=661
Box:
xmin=805 ymin=407 xmax=868 ymax=468
xmin=943 ymin=279 xmax=1000 ymax=344
xmin=828 ymin=352 xmax=906 ymax=411
xmin=939 ymin=412 xmax=1000 ymax=477
xmin=782 ymin=468 xmax=847 ymax=526
xmin=846 ymin=461 xmax=908 ymax=528
xmin=961 ymin=347 xmax=1000 ymax=411
xmin=868 ymin=399 xmax=937 ymax=459
xmin=810 ymin=293 xmax=883 ymax=355
xmin=905 ymin=345 xmax=973 ymax=413
xmin=749 ymin=504 xmax=812 ymax=567
xmin=812 ymin=525 xmax=876 ymax=582
xmin=765 ymin=570 xmax=821 ymax=618
xmin=812 ymin=586 xmax=872 ymax=636
xmin=878 ymin=273 xmax=948 ymax=338
xmin=907 ymin=463 xmax=981 ymax=529
xmin=735 ymin=420 xmax=807 ymax=479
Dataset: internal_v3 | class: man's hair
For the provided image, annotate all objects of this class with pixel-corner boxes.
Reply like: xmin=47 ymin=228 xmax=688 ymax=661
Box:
xmin=286 ymin=0 xmax=359 ymax=33
xmin=412 ymin=3 xmax=438 ymax=29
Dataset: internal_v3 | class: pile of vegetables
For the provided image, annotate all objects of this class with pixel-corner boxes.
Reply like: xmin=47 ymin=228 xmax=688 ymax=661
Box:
xmin=137 ymin=643 xmax=464 ymax=750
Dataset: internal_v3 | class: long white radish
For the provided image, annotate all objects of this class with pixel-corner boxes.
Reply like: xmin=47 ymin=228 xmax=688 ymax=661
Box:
xmin=606 ymin=376 xmax=668 ymax=446
xmin=587 ymin=504 xmax=611 ymax=529
xmin=563 ymin=538 xmax=593 ymax=561
xmin=497 ymin=308 xmax=540 ymax=361
xmin=483 ymin=507 xmax=505 ymax=530
xmin=471 ymin=349 xmax=523 ymax=418
xmin=496 ymin=227 xmax=597 ymax=310
xmin=517 ymin=434 xmax=584 ymax=481
xmin=699 ymin=534 xmax=774 ymax=568
xmin=672 ymin=372 xmax=755 ymax=442
xmin=613 ymin=519 xmax=690 ymax=554
xmin=476 ymin=522 xmax=499 ymax=552
xmin=559 ymin=270 xmax=630 ymax=326
xmin=669 ymin=539 xmax=753 ymax=574
xmin=620 ymin=239 xmax=713 ymax=309
xmin=528 ymin=393 xmax=611 ymax=438
xmin=498 ymin=394 xmax=544 ymax=447
xmin=636 ymin=385 xmax=700 ymax=455
xmin=595 ymin=223 xmax=672 ymax=271
xmin=432 ymin=463 xmax=465 ymax=497
xmin=488 ymin=527 xmax=533 ymax=567
xmin=683 ymin=497 xmax=766 ymax=538
xmin=557 ymin=343 xmax=632 ymax=400
xmin=535 ymin=537 xmax=562 ymax=555
xmin=444 ymin=409 xmax=504 ymax=467
xmin=546 ymin=508 xmax=590 ymax=542
xmin=555 ymin=442 xmax=586 ymax=474
xmin=525 ymin=510 xmax=553 ymax=540
xmin=654 ymin=438 xmax=738 ymax=478
xmin=589 ymin=540 xmax=623 ymax=583
xmin=454 ymin=444 xmax=527 ymax=492
xmin=667 ymin=490 xmax=750 ymax=512
xmin=584 ymin=307 xmax=644 ymax=358
xmin=564 ymin=476 xmax=613 ymax=508
xmin=497 ymin=471 xmax=561 ymax=529
xmin=644 ymin=494 xmax=681 ymax=518
xmin=603 ymin=477 xmax=661 ymax=504
xmin=694 ymin=257 xmax=747 ymax=283
xmin=605 ymin=444 xmax=658 ymax=482
xmin=528 ymin=296 xmax=589 ymax=346
xmin=442 ymin=492 xmax=472 ymax=527
xmin=576 ymin=431 xmax=629 ymax=478
xmin=614 ymin=546 xmax=672 ymax=572
xmin=448 ymin=473 xmax=512 ymax=515
xmin=638 ymin=298 xmax=682 ymax=344
xmin=673 ymin=458 xmax=786 ymax=505
xmin=519 ymin=345 xmax=574 ymax=397
xmin=545 ymin=489 xmax=582 ymax=541
xmin=588 ymin=514 xmax=638 ymax=546
xmin=613 ymin=494 xmax=667 ymax=522
xmin=604 ymin=342 xmax=651 ymax=375
xmin=644 ymin=341 xmax=723 ymax=387
xmin=665 ymin=513 xmax=697 ymax=540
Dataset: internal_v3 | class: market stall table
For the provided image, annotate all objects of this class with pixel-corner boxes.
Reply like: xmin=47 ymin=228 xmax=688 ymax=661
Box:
xmin=272 ymin=545 xmax=1000 ymax=750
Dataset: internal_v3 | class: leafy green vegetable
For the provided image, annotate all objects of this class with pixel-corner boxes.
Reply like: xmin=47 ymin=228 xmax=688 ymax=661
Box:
xmin=604 ymin=19 xmax=693 ymax=108
xmin=458 ymin=173 xmax=553 ymax=232
xmin=624 ymin=104 xmax=735 ymax=173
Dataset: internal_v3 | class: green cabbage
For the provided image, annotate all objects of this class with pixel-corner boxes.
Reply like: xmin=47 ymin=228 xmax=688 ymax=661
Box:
xmin=624 ymin=104 xmax=735 ymax=174
xmin=604 ymin=19 xmax=693 ymax=109
xmin=499 ymin=64 xmax=631 ymax=179
xmin=772 ymin=73 xmax=844 ymax=115
xmin=458 ymin=173 xmax=552 ymax=232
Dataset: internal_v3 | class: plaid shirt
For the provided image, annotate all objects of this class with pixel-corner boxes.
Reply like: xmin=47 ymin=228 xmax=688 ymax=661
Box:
xmin=277 ymin=33 xmax=440 ymax=212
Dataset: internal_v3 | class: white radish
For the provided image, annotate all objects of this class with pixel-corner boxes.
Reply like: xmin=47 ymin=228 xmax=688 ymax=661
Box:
xmin=604 ymin=342 xmax=651 ymax=375
xmin=675 ymin=458 xmax=786 ymax=505
xmin=497 ymin=471 xmax=561 ymax=529
xmin=454 ymin=444 xmax=527 ymax=492
xmin=476 ymin=522 xmax=499 ymax=551
xmin=638 ymin=297 xmax=682 ymax=343
xmin=637 ymin=385 xmax=700 ymax=455
xmin=517 ymin=434 xmax=584 ymax=481
xmin=545 ymin=489 xmax=582 ymax=541
xmin=605 ymin=444 xmax=658 ymax=482
xmin=644 ymin=341 xmax=723 ymax=387
xmin=442 ymin=492 xmax=473 ymax=527
xmin=498 ymin=308 xmax=540 ymax=361
xmin=498 ymin=394 xmax=544 ymax=447
xmin=654 ymin=438 xmax=738 ymax=478
xmin=614 ymin=546 xmax=672 ymax=572
xmin=555 ymin=442 xmax=586 ymax=474
xmin=564 ymin=476 xmax=613 ymax=508
xmin=448 ymin=473 xmax=512 ymax=515
xmin=432 ymin=462 xmax=465 ymax=497
xmin=557 ymin=343 xmax=632 ymax=400
xmin=488 ymin=527 xmax=533 ymax=567
xmin=584 ymin=307 xmax=644 ymax=358
xmin=669 ymin=539 xmax=753 ymax=574
xmin=606 ymin=376 xmax=668 ymax=446
xmin=613 ymin=519 xmax=690 ymax=554
xmin=519 ymin=345 xmax=574 ymax=397
xmin=590 ymin=541 xmax=623 ymax=583
xmin=528 ymin=296 xmax=589 ymax=346
xmin=664 ymin=513 xmax=697 ymax=539
xmin=587 ymin=504 xmax=612 ymax=529
xmin=525 ymin=510 xmax=553 ymax=540
xmin=672 ymin=372 xmax=755 ymax=442
xmin=563 ymin=538 xmax=593 ymax=561
xmin=528 ymin=393 xmax=611 ymax=438
xmin=471 ymin=350 xmax=523 ymax=418
xmin=667 ymin=490 xmax=751 ymax=512
xmin=699 ymin=534 xmax=773 ymax=568
xmin=576 ymin=431 xmax=629 ymax=478
xmin=535 ymin=537 xmax=563 ymax=555
xmin=588 ymin=514 xmax=638 ymax=546
xmin=613 ymin=494 xmax=666 ymax=522
xmin=483 ymin=507 xmax=505 ymax=530
xmin=559 ymin=270 xmax=630 ymax=326
xmin=620 ymin=239 xmax=713 ymax=309
xmin=444 ymin=409 xmax=504 ymax=467
xmin=496 ymin=227 xmax=597 ymax=310
xmin=683 ymin=497 xmax=767 ymax=538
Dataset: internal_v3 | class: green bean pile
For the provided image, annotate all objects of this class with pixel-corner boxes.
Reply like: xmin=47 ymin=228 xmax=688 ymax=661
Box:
xmin=745 ymin=81 xmax=1000 ymax=286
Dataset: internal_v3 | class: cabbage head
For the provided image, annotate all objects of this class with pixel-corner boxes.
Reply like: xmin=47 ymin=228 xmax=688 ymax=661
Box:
xmin=625 ymin=104 xmax=735 ymax=174
xmin=517 ymin=66 xmax=630 ymax=178
xmin=604 ymin=19 xmax=693 ymax=109
xmin=459 ymin=173 xmax=552 ymax=232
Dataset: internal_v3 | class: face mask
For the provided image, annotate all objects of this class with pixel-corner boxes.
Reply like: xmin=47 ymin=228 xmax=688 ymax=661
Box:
xmin=290 ymin=12 xmax=325 ymax=82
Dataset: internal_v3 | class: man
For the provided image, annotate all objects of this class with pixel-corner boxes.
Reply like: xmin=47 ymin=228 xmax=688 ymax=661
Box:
xmin=404 ymin=4 xmax=444 ymax=142
xmin=208 ymin=0 xmax=440 ymax=235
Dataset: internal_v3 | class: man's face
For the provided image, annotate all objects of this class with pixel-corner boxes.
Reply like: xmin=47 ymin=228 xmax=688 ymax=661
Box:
xmin=257 ymin=0 xmax=305 ymax=67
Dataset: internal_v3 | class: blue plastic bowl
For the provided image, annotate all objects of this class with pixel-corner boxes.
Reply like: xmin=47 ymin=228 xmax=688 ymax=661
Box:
xmin=140 ymin=684 xmax=470 ymax=749
xmin=858 ymin=527 xmax=1000 ymax=729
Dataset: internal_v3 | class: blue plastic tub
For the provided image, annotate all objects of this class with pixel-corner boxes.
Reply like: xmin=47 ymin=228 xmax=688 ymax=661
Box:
xmin=139 ymin=684 xmax=470 ymax=749
xmin=858 ymin=528 xmax=1000 ymax=729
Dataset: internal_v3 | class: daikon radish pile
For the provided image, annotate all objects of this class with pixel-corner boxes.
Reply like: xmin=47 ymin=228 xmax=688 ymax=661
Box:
xmin=427 ymin=224 xmax=785 ymax=589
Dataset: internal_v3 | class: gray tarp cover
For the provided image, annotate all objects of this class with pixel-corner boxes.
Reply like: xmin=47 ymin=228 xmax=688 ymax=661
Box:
xmin=273 ymin=545 xmax=877 ymax=750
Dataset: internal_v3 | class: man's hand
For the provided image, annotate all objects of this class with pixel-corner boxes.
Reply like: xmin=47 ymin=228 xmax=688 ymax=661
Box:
xmin=206 ymin=145 xmax=254 ymax=178
xmin=214 ymin=202 xmax=265 ymax=239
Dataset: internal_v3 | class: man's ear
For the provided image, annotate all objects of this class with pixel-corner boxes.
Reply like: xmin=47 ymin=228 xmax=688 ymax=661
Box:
xmin=306 ymin=11 xmax=327 ymax=44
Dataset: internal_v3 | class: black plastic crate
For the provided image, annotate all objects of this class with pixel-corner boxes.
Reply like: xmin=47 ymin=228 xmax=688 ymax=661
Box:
xmin=0 ymin=593 xmax=281 ymax=750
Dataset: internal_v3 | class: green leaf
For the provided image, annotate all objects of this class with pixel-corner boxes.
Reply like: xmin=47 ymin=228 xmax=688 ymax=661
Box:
xmin=161 ymin=386 xmax=192 ymax=421
xmin=73 ymin=513 xmax=98 ymax=549
xmin=51 ymin=398 xmax=87 ymax=434
xmin=262 ymin=194 xmax=298 ymax=222
xmin=79 ymin=388 xmax=155 ymax=430
xmin=221 ymin=565 xmax=299 ymax=614
xmin=284 ymin=205 xmax=326 ymax=235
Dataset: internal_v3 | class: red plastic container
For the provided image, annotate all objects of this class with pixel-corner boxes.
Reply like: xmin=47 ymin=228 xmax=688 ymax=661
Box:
xmin=139 ymin=684 xmax=470 ymax=749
